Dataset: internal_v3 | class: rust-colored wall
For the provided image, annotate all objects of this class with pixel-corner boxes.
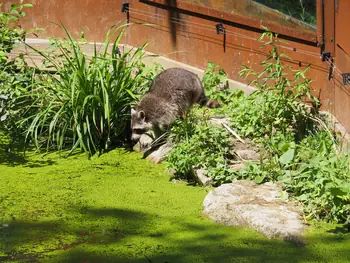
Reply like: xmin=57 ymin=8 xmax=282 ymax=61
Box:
xmin=334 ymin=0 xmax=350 ymax=131
xmin=2 ymin=0 xmax=126 ymax=40
xmin=2 ymin=0 xmax=346 ymax=130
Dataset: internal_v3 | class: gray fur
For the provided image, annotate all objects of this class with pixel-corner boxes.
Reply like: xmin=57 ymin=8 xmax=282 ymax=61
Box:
xmin=131 ymin=67 xmax=216 ymax=143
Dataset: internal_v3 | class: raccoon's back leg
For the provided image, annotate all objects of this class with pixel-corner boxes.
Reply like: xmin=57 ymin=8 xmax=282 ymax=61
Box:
xmin=192 ymin=76 xmax=220 ymax=108
xmin=198 ymin=92 xmax=221 ymax=108
xmin=198 ymin=92 xmax=209 ymax=107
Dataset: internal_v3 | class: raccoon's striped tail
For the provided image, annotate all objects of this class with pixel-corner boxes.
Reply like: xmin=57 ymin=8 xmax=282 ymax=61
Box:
xmin=199 ymin=94 xmax=221 ymax=108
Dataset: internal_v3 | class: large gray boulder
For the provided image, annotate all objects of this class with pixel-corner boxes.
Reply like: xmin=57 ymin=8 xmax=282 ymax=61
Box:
xmin=203 ymin=180 xmax=306 ymax=242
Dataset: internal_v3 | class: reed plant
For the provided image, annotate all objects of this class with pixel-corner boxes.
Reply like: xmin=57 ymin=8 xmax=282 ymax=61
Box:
xmin=20 ymin=24 xmax=156 ymax=156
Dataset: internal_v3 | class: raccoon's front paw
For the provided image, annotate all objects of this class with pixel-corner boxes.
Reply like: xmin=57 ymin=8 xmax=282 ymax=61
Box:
xmin=133 ymin=132 xmax=155 ymax=152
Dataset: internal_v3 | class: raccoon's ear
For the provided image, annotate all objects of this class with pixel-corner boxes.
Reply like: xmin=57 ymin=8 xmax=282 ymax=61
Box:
xmin=131 ymin=108 xmax=137 ymax=116
xmin=138 ymin=110 xmax=145 ymax=121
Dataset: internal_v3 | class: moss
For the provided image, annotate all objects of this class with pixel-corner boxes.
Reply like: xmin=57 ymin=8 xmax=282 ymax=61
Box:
xmin=0 ymin=147 xmax=349 ymax=262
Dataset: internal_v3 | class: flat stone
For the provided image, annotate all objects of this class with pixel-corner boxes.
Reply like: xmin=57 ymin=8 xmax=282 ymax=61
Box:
xmin=193 ymin=168 xmax=213 ymax=186
xmin=235 ymin=149 xmax=260 ymax=161
xmin=203 ymin=180 xmax=306 ymax=242
xmin=229 ymin=163 xmax=246 ymax=171
xmin=216 ymin=81 xmax=229 ymax=91
xmin=208 ymin=117 xmax=231 ymax=128
xmin=147 ymin=142 xmax=173 ymax=164
xmin=168 ymin=169 xmax=176 ymax=176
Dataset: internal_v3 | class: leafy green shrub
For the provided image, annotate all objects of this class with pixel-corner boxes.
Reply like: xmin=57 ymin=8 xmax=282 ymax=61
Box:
xmin=201 ymin=61 xmax=240 ymax=105
xmin=168 ymin=33 xmax=350 ymax=224
xmin=0 ymin=66 xmax=35 ymax=136
xmin=234 ymin=29 xmax=319 ymax=139
xmin=0 ymin=1 xmax=36 ymax=137
xmin=18 ymin=24 xmax=160 ymax=156
xmin=168 ymin=106 xmax=200 ymax=144
xmin=202 ymin=62 xmax=227 ymax=90
xmin=291 ymin=135 xmax=350 ymax=222
xmin=167 ymin=109 xmax=232 ymax=184
xmin=0 ymin=0 xmax=31 ymax=62
xmin=236 ymin=131 xmax=350 ymax=223
xmin=229 ymin=31 xmax=349 ymax=223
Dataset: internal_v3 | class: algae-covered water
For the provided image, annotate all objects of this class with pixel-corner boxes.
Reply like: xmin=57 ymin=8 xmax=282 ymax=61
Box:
xmin=0 ymin=144 xmax=349 ymax=262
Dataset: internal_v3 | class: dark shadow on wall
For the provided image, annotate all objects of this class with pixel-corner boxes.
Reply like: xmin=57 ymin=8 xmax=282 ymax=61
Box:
xmin=165 ymin=0 xmax=180 ymax=46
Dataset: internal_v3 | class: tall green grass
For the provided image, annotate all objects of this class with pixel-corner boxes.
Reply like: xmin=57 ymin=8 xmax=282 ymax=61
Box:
xmin=19 ymin=24 xmax=157 ymax=156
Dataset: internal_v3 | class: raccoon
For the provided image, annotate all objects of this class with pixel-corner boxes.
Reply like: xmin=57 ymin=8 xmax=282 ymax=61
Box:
xmin=131 ymin=67 xmax=220 ymax=144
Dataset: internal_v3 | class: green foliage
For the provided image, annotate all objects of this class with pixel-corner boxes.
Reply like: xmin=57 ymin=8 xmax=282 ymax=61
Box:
xmin=285 ymin=132 xmax=350 ymax=223
xmin=168 ymin=34 xmax=350 ymax=224
xmin=0 ymin=66 xmax=35 ymax=136
xmin=0 ymin=1 xmax=160 ymax=154
xmin=236 ymin=131 xmax=350 ymax=223
xmin=231 ymin=31 xmax=350 ymax=223
xmin=0 ymin=1 xmax=35 ymax=137
xmin=202 ymin=62 xmax=227 ymax=92
xmin=0 ymin=0 xmax=31 ymax=62
xmin=17 ymin=24 xmax=159 ymax=156
xmin=201 ymin=61 xmax=237 ymax=105
xmin=234 ymin=29 xmax=319 ymax=139
xmin=168 ymin=106 xmax=200 ymax=144
xmin=167 ymin=109 xmax=232 ymax=184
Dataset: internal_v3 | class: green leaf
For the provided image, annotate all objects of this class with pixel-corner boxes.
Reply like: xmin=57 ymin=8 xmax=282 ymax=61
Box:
xmin=279 ymin=148 xmax=295 ymax=165
xmin=254 ymin=176 xmax=265 ymax=184
xmin=22 ymin=3 xmax=33 ymax=8
xmin=330 ymin=187 xmax=347 ymax=198
xmin=297 ymin=194 xmax=309 ymax=201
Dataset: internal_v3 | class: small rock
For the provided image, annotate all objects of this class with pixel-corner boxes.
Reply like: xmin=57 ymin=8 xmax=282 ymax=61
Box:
xmin=203 ymin=180 xmax=306 ymax=242
xmin=147 ymin=142 xmax=173 ymax=164
xmin=168 ymin=169 xmax=176 ymax=176
xmin=193 ymin=168 xmax=213 ymax=186
xmin=235 ymin=149 xmax=260 ymax=161
xmin=171 ymin=178 xmax=186 ymax=184
xmin=208 ymin=117 xmax=231 ymax=128
xmin=216 ymin=81 xmax=229 ymax=91
xmin=229 ymin=163 xmax=246 ymax=171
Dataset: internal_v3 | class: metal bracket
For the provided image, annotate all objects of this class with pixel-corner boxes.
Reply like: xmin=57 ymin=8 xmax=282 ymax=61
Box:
xmin=216 ymin=23 xmax=226 ymax=53
xmin=321 ymin=52 xmax=334 ymax=80
xmin=321 ymin=51 xmax=331 ymax=62
xmin=216 ymin=23 xmax=225 ymax=34
xmin=342 ymin=73 xmax=350 ymax=86
xmin=122 ymin=2 xmax=130 ymax=24
xmin=122 ymin=2 xmax=129 ymax=12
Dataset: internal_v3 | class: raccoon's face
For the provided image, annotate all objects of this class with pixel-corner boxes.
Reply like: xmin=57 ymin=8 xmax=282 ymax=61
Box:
xmin=131 ymin=108 xmax=153 ymax=143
